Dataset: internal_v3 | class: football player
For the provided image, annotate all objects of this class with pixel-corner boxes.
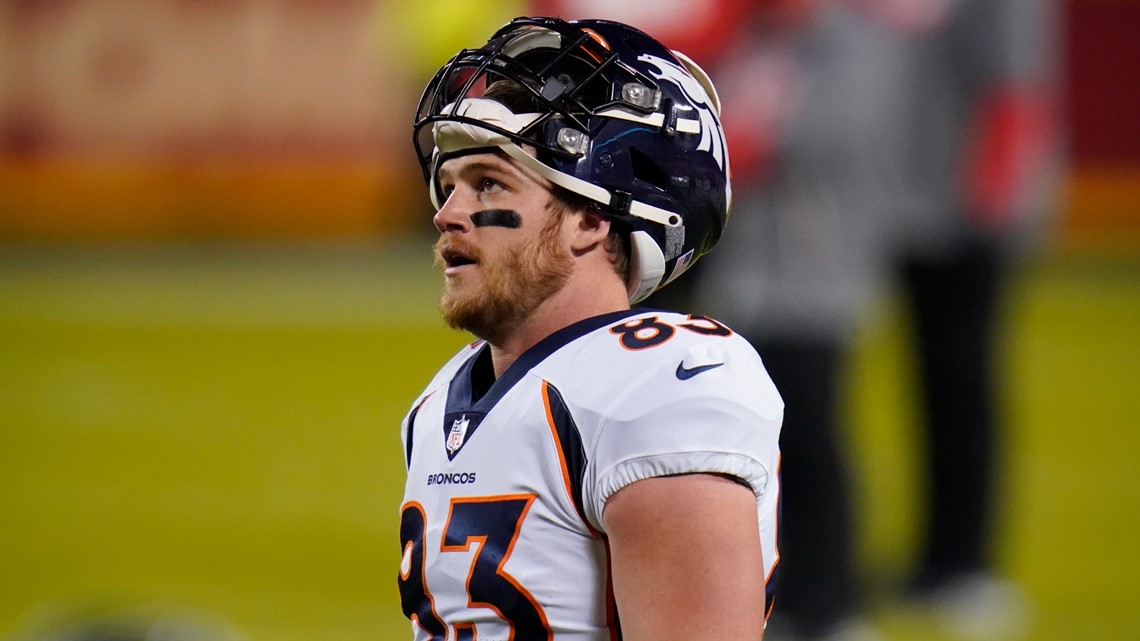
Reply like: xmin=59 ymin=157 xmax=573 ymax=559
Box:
xmin=399 ymin=17 xmax=783 ymax=641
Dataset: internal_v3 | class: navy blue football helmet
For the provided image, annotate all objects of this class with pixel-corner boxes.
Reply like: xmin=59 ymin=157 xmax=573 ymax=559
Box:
xmin=413 ymin=16 xmax=732 ymax=303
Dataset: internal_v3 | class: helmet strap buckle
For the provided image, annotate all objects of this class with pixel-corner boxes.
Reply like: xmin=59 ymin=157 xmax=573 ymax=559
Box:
xmin=610 ymin=189 xmax=633 ymax=215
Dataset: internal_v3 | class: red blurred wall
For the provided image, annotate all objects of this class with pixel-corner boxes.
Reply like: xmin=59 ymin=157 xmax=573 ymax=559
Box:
xmin=1063 ymin=0 xmax=1140 ymax=249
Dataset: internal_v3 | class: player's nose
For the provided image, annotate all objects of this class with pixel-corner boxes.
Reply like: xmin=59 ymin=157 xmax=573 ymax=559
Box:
xmin=433 ymin=190 xmax=475 ymax=234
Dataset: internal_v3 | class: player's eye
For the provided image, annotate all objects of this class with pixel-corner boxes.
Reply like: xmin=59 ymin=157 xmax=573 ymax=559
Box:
xmin=480 ymin=178 xmax=504 ymax=193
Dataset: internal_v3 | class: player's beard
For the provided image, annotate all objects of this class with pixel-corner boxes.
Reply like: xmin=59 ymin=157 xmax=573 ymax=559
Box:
xmin=435 ymin=214 xmax=574 ymax=344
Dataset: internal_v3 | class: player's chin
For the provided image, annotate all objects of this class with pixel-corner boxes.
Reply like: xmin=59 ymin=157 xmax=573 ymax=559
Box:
xmin=442 ymin=270 xmax=484 ymax=302
xmin=440 ymin=289 xmax=498 ymax=336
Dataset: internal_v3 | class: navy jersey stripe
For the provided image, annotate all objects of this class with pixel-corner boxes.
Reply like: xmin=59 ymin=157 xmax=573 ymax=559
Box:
xmin=404 ymin=406 xmax=419 ymax=469
xmin=404 ymin=394 xmax=433 ymax=469
xmin=541 ymin=381 xmax=591 ymax=532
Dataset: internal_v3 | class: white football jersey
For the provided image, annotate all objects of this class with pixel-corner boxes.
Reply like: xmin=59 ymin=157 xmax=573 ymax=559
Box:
xmin=398 ymin=309 xmax=783 ymax=641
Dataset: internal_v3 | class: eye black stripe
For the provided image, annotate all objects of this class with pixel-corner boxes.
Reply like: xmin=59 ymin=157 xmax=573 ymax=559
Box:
xmin=471 ymin=209 xmax=522 ymax=228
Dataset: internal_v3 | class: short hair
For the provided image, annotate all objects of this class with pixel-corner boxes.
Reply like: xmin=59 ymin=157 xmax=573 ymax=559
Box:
xmin=483 ymin=79 xmax=543 ymax=114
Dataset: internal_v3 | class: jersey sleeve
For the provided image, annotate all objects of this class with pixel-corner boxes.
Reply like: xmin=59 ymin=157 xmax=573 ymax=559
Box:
xmin=580 ymin=335 xmax=784 ymax=532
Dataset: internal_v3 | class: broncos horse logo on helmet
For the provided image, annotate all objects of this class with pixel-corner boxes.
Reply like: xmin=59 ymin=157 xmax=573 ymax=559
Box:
xmin=638 ymin=53 xmax=730 ymax=174
xmin=413 ymin=16 xmax=733 ymax=303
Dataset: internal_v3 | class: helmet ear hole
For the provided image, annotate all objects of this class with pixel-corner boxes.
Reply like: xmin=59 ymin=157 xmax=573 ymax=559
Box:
xmin=629 ymin=146 xmax=670 ymax=191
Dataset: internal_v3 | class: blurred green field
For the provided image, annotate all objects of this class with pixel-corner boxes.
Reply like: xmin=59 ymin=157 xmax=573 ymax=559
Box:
xmin=1 ymin=240 xmax=1138 ymax=641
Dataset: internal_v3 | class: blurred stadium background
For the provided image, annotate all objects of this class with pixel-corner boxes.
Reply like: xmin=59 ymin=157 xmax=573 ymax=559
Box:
xmin=0 ymin=1 xmax=1137 ymax=640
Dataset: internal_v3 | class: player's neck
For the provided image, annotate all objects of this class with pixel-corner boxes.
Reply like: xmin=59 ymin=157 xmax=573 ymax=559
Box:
xmin=487 ymin=271 xmax=629 ymax=377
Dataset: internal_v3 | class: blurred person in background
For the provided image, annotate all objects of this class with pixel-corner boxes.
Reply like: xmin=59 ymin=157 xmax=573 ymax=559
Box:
xmin=859 ymin=0 xmax=1060 ymax=636
xmin=399 ymin=16 xmax=782 ymax=641
xmin=691 ymin=0 xmax=1060 ymax=639
xmin=693 ymin=3 xmax=892 ymax=638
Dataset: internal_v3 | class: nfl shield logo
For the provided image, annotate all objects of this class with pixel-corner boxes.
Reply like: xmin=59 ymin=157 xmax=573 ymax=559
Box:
xmin=447 ymin=415 xmax=470 ymax=455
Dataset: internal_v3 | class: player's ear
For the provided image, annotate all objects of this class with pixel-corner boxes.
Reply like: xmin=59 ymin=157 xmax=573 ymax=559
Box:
xmin=569 ymin=205 xmax=611 ymax=253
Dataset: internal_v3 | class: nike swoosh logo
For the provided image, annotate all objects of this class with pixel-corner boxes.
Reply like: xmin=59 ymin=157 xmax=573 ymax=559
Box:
xmin=675 ymin=361 xmax=725 ymax=380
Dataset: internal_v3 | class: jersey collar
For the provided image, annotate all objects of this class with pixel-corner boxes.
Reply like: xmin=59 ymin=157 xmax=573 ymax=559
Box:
xmin=447 ymin=308 xmax=645 ymax=413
